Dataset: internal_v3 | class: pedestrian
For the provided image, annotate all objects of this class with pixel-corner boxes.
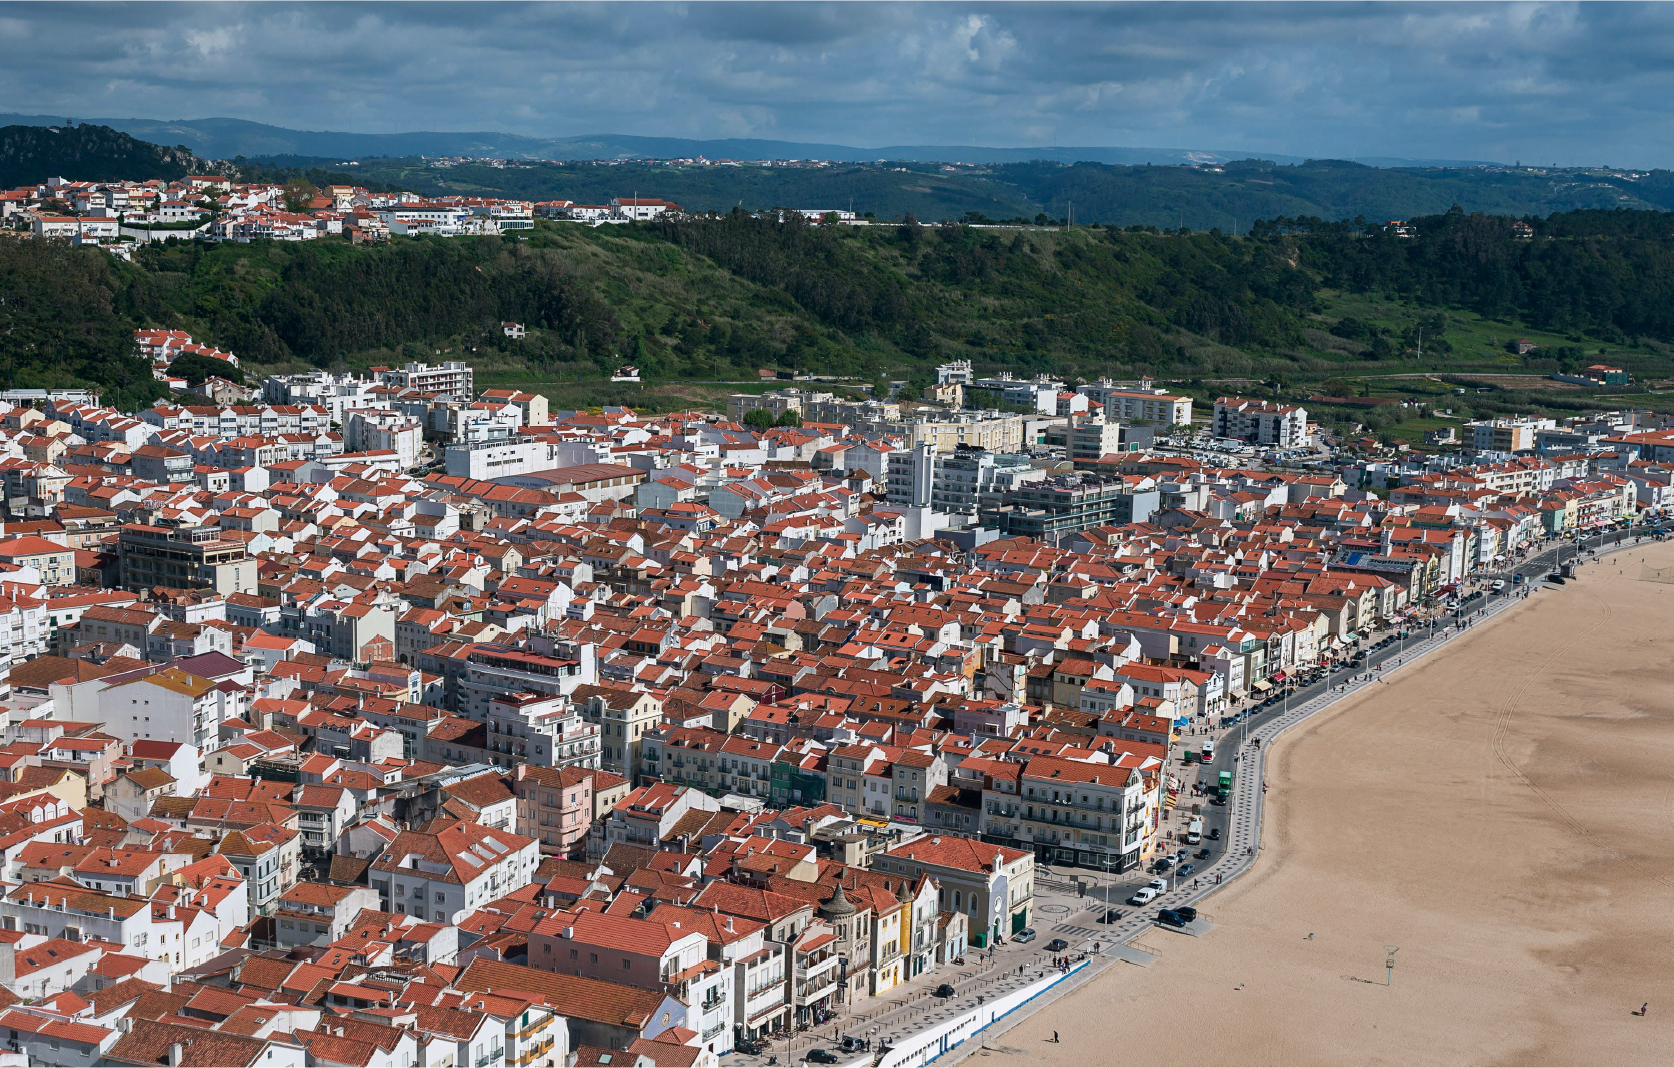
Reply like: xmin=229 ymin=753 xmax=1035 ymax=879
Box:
xmin=1053 ymin=1031 xmax=1060 ymax=1043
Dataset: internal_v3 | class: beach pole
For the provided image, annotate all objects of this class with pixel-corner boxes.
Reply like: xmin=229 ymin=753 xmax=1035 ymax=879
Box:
xmin=1385 ymin=946 xmax=1398 ymax=986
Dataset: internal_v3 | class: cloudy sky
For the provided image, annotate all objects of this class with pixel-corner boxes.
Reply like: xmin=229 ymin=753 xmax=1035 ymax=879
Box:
xmin=2 ymin=1 xmax=1671 ymax=165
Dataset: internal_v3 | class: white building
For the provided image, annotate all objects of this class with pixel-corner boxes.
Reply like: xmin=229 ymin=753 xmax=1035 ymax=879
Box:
xmin=1077 ymin=380 xmax=1193 ymax=427
xmin=378 ymin=360 xmax=475 ymax=397
xmin=1212 ymin=397 xmax=1309 ymax=447
xmin=445 ymin=437 xmax=574 ymax=480
xmin=96 ymin=667 xmax=238 ymax=750
xmin=370 ymin=818 xmax=540 ymax=924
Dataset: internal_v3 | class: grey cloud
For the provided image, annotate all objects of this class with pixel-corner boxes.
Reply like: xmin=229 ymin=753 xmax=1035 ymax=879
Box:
xmin=1 ymin=2 xmax=1672 ymax=165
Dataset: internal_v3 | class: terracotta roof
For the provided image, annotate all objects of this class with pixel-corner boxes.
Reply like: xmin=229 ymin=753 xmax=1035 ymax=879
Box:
xmin=456 ymin=959 xmax=668 ymax=1028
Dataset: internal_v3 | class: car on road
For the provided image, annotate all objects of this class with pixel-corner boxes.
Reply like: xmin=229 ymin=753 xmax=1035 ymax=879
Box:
xmin=1099 ymin=908 xmax=1125 ymax=924
xmin=1195 ymin=848 xmax=1212 ymax=860
xmin=1207 ymin=827 xmax=1221 ymax=841
xmin=934 ymin=983 xmax=957 ymax=998
xmin=1047 ymin=938 xmax=1070 ymax=952
xmin=809 ymin=1050 xmax=841 ymax=1064
xmin=1177 ymin=863 xmax=1196 ymax=876
xmin=1013 ymin=928 xmax=1037 ymax=944
xmin=1148 ymin=877 xmax=1169 ymax=892
xmin=1128 ymin=887 xmax=1158 ymax=905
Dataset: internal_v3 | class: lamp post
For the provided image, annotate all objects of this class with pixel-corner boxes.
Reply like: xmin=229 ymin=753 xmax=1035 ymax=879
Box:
xmin=1385 ymin=945 xmax=1399 ymax=986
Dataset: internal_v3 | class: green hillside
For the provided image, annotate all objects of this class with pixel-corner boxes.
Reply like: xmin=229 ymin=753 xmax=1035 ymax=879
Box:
xmin=323 ymin=156 xmax=1674 ymax=231
xmin=0 ymin=123 xmax=215 ymax=189
xmin=9 ymin=208 xmax=1674 ymax=419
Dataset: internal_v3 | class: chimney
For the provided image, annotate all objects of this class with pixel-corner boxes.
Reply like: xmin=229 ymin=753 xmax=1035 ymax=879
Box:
xmin=168 ymin=1043 xmax=184 ymax=1067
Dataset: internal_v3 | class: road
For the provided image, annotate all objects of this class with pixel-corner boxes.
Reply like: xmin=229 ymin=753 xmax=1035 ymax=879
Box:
xmin=734 ymin=521 xmax=1664 ymax=1067
xmin=944 ymin=520 xmax=1664 ymax=1064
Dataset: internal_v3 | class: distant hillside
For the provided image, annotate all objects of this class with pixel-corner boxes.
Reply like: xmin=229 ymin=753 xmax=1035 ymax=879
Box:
xmin=0 ymin=123 xmax=214 ymax=189
xmin=319 ymin=155 xmax=1674 ymax=231
xmin=0 ymin=112 xmax=1508 ymax=169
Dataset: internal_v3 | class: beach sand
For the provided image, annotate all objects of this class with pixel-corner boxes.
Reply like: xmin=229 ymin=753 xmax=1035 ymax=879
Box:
xmin=985 ymin=542 xmax=1674 ymax=1066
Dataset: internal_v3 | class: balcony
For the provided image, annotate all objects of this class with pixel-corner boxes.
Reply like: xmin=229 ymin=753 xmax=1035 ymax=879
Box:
xmin=477 ymin=1049 xmax=505 ymax=1067
xmin=514 ymin=1037 xmax=554 ymax=1066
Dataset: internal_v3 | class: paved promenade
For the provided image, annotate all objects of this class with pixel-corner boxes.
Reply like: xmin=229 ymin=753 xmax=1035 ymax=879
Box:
xmin=940 ymin=527 xmax=1656 ymax=1064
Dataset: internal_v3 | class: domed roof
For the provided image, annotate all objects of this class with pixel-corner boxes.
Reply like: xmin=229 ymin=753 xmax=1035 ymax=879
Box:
xmin=819 ymin=880 xmax=856 ymax=918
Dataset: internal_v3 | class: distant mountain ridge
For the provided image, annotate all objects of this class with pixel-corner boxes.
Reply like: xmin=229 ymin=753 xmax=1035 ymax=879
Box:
xmin=0 ymin=112 xmax=1500 ymax=168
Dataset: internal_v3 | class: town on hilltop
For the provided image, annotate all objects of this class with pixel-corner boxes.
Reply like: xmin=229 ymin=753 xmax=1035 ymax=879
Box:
xmin=0 ymin=329 xmax=1665 ymax=1067
xmin=2 ymin=172 xmax=857 ymax=257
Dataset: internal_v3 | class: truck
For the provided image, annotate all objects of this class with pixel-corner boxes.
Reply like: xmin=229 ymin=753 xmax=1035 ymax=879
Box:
xmin=1216 ymin=770 xmax=1233 ymax=800
xmin=1200 ymin=739 xmax=1215 ymax=763
xmin=1187 ymin=817 xmax=1203 ymax=844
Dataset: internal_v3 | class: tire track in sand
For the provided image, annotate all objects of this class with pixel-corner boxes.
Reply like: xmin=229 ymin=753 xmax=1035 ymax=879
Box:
xmin=1489 ymin=589 xmax=1673 ymax=890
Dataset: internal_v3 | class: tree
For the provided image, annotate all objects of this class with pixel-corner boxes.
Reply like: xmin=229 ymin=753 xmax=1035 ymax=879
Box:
xmin=742 ymin=407 xmax=777 ymax=430
xmin=282 ymin=178 xmax=317 ymax=213
xmin=774 ymin=409 xmax=803 ymax=427
xmin=166 ymin=351 xmax=243 ymax=387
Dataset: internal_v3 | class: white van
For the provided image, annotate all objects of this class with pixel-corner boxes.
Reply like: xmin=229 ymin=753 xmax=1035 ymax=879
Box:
xmin=1200 ymin=739 xmax=1215 ymax=763
xmin=1187 ymin=818 xmax=1203 ymax=844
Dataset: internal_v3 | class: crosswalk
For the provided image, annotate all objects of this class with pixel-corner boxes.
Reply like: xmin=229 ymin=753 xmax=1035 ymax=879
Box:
xmin=1051 ymin=922 xmax=1101 ymax=939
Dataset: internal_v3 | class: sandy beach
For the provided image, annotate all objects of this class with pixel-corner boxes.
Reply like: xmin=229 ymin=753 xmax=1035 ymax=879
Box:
xmin=985 ymin=541 xmax=1674 ymax=1066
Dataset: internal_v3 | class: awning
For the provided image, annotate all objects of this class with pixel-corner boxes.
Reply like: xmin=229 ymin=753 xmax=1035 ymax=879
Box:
xmin=1271 ymin=672 xmax=1288 ymax=682
xmin=1251 ymin=679 xmax=1273 ymax=692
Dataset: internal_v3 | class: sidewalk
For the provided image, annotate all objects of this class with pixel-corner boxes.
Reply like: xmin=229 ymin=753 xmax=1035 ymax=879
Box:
xmin=946 ymin=532 xmax=1656 ymax=1065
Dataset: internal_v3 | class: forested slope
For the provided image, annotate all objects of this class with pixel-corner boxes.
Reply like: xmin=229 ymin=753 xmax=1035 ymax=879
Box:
xmin=0 ymin=123 xmax=214 ymax=189
xmin=338 ymin=156 xmax=1674 ymax=231
xmin=7 ymin=208 xmax=1674 ymax=404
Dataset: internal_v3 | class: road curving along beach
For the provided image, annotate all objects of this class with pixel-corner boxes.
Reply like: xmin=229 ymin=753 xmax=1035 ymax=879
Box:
xmin=986 ymin=539 xmax=1674 ymax=1067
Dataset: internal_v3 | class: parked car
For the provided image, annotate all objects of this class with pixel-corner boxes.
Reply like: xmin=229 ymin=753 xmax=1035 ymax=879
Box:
xmin=1013 ymin=928 xmax=1037 ymax=944
xmin=1157 ymin=908 xmax=1186 ymax=927
xmin=1148 ymin=877 xmax=1169 ymax=892
xmin=809 ymin=1051 xmax=841 ymax=1064
xmin=1128 ymin=887 xmax=1158 ymax=905
xmin=1047 ymin=938 xmax=1070 ymax=952
xmin=934 ymin=983 xmax=957 ymax=998
xmin=1099 ymin=908 xmax=1125 ymax=924
xmin=1175 ymin=906 xmax=1198 ymax=923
